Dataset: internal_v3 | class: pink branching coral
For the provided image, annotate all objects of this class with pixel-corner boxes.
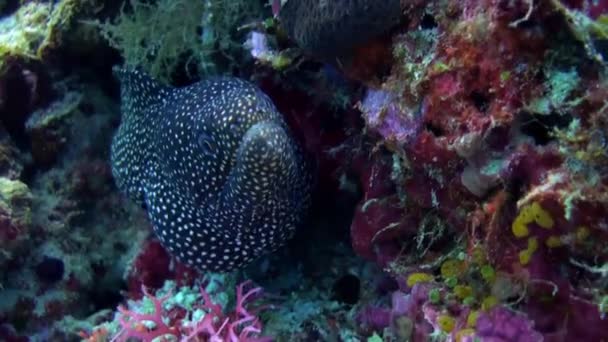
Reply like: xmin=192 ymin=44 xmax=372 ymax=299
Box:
xmin=113 ymin=287 xmax=177 ymax=341
xmin=111 ymin=280 xmax=272 ymax=342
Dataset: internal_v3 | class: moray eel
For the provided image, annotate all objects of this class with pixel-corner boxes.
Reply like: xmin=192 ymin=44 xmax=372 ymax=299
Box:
xmin=278 ymin=0 xmax=401 ymax=60
xmin=111 ymin=68 xmax=312 ymax=272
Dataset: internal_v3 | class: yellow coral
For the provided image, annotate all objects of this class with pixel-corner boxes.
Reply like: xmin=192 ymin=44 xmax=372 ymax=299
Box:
xmin=519 ymin=249 xmax=533 ymax=265
xmin=466 ymin=310 xmax=480 ymax=327
xmin=527 ymin=236 xmax=539 ymax=251
xmin=441 ymin=259 xmax=465 ymax=278
xmin=481 ymin=296 xmax=498 ymax=311
xmin=454 ymin=285 xmax=473 ymax=300
xmin=532 ymin=205 xmax=554 ymax=229
xmin=512 ymin=202 xmax=555 ymax=238
xmin=516 ymin=202 xmax=540 ymax=224
xmin=406 ymin=272 xmax=434 ymax=287
xmin=545 ymin=235 xmax=563 ymax=248
xmin=519 ymin=237 xmax=538 ymax=265
xmin=471 ymin=245 xmax=487 ymax=265
xmin=437 ymin=314 xmax=456 ymax=333
xmin=0 ymin=2 xmax=51 ymax=71
xmin=511 ymin=217 xmax=530 ymax=238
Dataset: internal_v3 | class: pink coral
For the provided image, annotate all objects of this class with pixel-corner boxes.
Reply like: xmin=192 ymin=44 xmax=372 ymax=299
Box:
xmin=113 ymin=287 xmax=177 ymax=342
xmin=183 ymin=281 xmax=271 ymax=342
xmin=112 ymin=281 xmax=272 ymax=342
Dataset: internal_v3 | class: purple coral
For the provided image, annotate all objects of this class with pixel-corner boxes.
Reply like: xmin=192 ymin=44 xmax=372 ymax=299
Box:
xmin=469 ymin=307 xmax=543 ymax=342
xmin=360 ymin=89 xmax=422 ymax=143
xmin=358 ymin=284 xmax=436 ymax=340
xmin=246 ymin=32 xmax=272 ymax=60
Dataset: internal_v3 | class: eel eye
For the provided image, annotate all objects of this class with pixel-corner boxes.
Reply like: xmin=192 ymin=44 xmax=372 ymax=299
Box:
xmin=197 ymin=132 xmax=217 ymax=156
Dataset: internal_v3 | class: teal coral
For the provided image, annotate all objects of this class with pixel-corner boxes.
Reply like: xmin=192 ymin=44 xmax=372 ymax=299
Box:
xmin=527 ymin=68 xmax=581 ymax=115
xmin=263 ymin=290 xmax=341 ymax=337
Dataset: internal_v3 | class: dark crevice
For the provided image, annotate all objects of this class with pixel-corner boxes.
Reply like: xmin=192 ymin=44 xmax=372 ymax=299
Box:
xmin=420 ymin=13 xmax=438 ymax=29
xmin=470 ymin=91 xmax=491 ymax=113
xmin=521 ymin=119 xmax=552 ymax=145
xmin=592 ymin=38 xmax=608 ymax=61
xmin=332 ymin=274 xmax=361 ymax=304
xmin=0 ymin=0 xmax=19 ymax=17
xmin=425 ymin=122 xmax=444 ymax=137
xmin=87 ymin=287 xmax=125 ymax=312
xmin=519 ymin=111 xmax=572 ymax=145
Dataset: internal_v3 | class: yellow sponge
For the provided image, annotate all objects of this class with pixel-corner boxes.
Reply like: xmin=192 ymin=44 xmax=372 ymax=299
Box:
xmin=441 ymin=259 xmax=465 ymax=278
xmin=519 ymin=237 xmax=538 ymax=265
xmin=512 ymin=202 xmax=555 ymax=238
xmin=467 ymin=310 xmax=480 ymax=327
xmin=437 ymin=315 xmax=456 ymax=332
xmin=545 ymin=235 xmax=563 ymax=248
xmin=512 ymin=217 xmax=530 ymax=238
xmin=406 ymin=272 xmax=434 ymax=287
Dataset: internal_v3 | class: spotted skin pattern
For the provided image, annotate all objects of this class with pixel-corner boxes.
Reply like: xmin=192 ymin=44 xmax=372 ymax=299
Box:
xmin=111 ymin=68 xmax=312 ymax=271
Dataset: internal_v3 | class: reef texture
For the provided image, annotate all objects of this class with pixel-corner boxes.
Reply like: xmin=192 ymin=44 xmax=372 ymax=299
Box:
xmin=2 ymin=0 xmax=608 ymax=341
xmin=343 ymin=0 xmax=608 ymax=340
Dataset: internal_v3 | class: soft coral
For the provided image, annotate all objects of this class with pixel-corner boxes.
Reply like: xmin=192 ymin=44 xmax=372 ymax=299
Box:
xmin=111 ymin=281 xmax=272 ymax=342
xmin=112 ymin=286 xmax=178 ymax=342
xmin=183 ymin=281 xmax=272 ymax=342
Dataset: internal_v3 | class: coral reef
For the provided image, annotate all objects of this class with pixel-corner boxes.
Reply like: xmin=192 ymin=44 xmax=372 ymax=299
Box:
xmin=25 ymin=91 xmax=83 ymax=166
xmin=0 ymin=0 xmax=109 ymax=70
xmin=94 ymin=279 xmax=271 ymax=342
xmin=0 ymin=76 xmax=151 ymax=339
xmin=344 ymin=0 xmax=608 ymax=340
xmin=0 ymin=124 xmax=25 ymax=179
xmin=1 ymin=0 xmax=608 ymax=341
xmin=0 ymin=177 xmax=32 ymax=270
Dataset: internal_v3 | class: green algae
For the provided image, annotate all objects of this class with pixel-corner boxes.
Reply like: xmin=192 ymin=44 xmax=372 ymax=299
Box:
xmin=0 ymin=0 xmax=94 ymax=72
xmin=0 ymin=177 xmax=32 ymax=220
xmin=95 ymin=0 xmax=207 ymax=82
xmin=95 ymin=0 xmax=264 ymax=82
xmin=0 ymin=2 xmax=52 ymax=66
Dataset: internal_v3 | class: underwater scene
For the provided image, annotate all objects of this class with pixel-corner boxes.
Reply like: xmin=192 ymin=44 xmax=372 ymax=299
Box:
xmin=0 ymin=0 xmax=608 ymax=341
